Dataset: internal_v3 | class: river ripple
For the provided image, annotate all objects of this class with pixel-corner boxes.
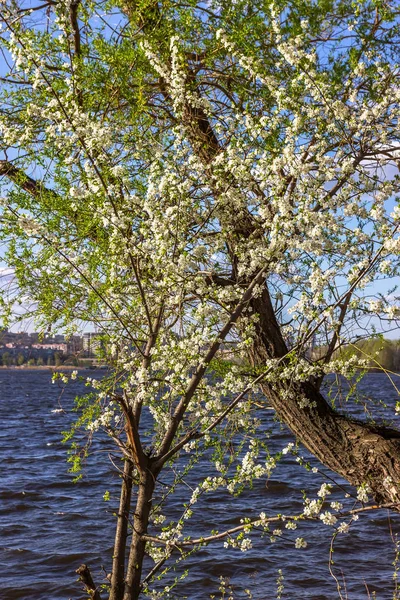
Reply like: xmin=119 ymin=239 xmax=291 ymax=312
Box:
xmin=1 ymin=370 xmax=400 ymax=600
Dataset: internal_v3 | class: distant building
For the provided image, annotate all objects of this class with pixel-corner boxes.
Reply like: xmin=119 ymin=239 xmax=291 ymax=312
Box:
xmin=31 ymin=343 xmax=68 ymax=352
xmin=0 ymin=329 xmax=97 ymax=359
xmin=67 ymin=336 xmax=83 ymax=354
xmin=0 ymin=330 xmax=17 ymax=345
xmin=305 ymin=334 xmax=317 ymax=359
xmin=82 ymin=332 xmax=102 ymax=357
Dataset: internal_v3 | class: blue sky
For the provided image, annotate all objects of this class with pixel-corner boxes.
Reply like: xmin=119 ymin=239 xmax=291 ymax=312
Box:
xmin=0 ymin=2 xmax=399 ymax=339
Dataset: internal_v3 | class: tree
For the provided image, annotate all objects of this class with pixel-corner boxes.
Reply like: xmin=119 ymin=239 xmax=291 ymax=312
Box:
xmin=1 ymin=0 xmax=400 ymax=598
xmin=17 ymin=352 xmax=24 ymax=366
xmin=1 ymin=351 xmax=11 ymax=367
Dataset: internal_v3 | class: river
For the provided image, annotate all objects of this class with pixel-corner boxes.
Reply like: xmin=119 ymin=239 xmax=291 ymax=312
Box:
xmin=1 ymin=370 xmax=400 ymax=599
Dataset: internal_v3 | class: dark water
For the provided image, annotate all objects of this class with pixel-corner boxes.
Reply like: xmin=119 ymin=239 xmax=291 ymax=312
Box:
xmin=1 ymin=370 xmax=400 ymax=600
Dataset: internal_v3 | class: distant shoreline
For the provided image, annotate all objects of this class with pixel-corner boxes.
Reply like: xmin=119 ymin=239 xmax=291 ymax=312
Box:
xmin=0 ymin=365 xmax=104 ymax=371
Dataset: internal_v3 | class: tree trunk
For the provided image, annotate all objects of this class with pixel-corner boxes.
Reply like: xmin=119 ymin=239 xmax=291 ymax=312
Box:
xmin=110 ymin=458 xmax=134 ymax=600
xmin=249 ymin=288 xmax=400 ymax=505
xmin=123 ymin=468 xmax=155 ymax=600
xmin=179 ymin=87 xmax=400 ymax=505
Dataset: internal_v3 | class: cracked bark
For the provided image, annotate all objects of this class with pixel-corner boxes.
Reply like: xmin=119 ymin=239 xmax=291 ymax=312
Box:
xmin=249 ymin=287 xmax=400 ymax=505
xmin=170 ymin=72 xmax=400 ymax=506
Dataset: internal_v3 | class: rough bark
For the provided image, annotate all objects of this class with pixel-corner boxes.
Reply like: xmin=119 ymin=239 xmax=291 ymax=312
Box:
xmin=109 ymin=458 xmax=134 ymax=600
xmin=123 ymin=468 xmax=155 ymax=600
xmin=249 ymin=287 xmax=400 ymax=505
xmin=176 ymin=80 xmax=400 ymax=506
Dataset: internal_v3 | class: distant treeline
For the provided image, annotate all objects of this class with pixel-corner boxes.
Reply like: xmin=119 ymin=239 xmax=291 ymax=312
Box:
xmin=333 ymin=338 xmax=400 ymax=372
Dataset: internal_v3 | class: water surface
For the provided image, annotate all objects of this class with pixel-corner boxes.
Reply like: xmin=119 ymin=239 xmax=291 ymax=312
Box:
xmin=1 ymin=370 xmax=399 ymax=599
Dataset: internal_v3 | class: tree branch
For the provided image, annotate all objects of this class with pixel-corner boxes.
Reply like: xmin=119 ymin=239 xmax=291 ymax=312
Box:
xmin=70 ymin=0 xmax=81 ymax=58
xmin=114 ymin=395 xmax=148 ymax=472
xmin=141 ymin=503 xmax=400 ymax=548
xmin=155 ymin=263 xmax=271 ymax=462
xmin=0 ymin=160 xmax=58 ymax=199
xmin=76 ymin=564 xmax=102 ymax=600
